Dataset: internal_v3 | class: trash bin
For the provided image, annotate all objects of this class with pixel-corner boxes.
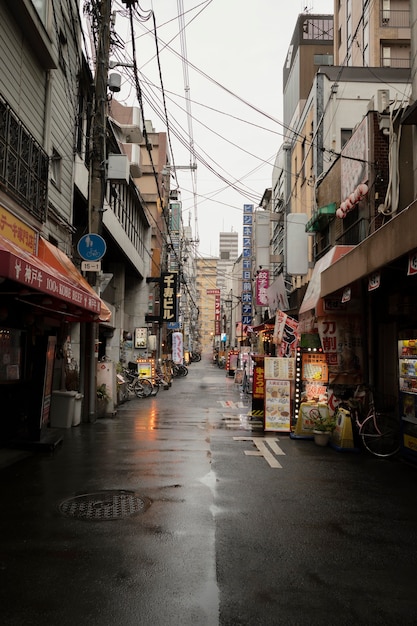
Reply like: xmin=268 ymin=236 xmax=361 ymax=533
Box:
xmin=72 ymin=393 xmax=84 ymax=426
xmin=50 ymin=391 xmax=77 ymax=428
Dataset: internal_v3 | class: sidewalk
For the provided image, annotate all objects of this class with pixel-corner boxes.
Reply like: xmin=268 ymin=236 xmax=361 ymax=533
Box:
xmin=0 ymin=358 xmax=226 ymax=626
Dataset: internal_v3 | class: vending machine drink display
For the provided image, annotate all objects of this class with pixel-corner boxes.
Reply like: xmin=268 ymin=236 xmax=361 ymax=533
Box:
xmin=398 ymin=339 xmax=417 ymax=462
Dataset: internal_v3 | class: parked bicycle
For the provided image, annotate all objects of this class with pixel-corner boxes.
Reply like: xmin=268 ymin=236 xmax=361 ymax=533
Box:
xmin=140 ymin=369 xmax=171 ymax=396
xmin=172 ymin=363 xmax=188 ymax=377
xmin=122 ymin=368 xmax=153 ymax=398
xmin=335 ymin=386 xmax=400 ymax=458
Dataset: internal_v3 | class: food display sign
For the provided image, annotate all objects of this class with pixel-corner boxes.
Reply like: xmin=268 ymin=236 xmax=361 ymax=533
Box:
xmin=264 ymin=380 xmax=291 ymax=432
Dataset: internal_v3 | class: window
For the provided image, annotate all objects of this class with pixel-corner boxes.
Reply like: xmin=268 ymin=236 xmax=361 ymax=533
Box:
xmin=50 ymin=149 xmax=62 ymax=190
xmin=314 ymin=54 xmax=334 ymax=66
xmin=341 ymin=128 xmax=352 ymax=148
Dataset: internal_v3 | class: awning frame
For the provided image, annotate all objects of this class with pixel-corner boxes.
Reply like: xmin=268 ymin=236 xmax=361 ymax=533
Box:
xmin=0 ymin=235 xmax=104 ymax=320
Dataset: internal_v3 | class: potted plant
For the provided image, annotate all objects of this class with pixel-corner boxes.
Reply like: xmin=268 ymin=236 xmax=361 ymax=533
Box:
xmin=96 ymin=383 xmax=111 ymax=417
xmin=310 ymin=409 xmax=336 ymax=446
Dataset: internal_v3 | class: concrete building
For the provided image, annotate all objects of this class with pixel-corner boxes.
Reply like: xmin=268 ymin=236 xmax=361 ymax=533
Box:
xmin=217 ymin=231 xmax=239 ymax=297
xmin=195 ymin=257 xmax=218 ymax=351
xmin=0 ymin=1 xmax=113 ymax=442
xmin=334 ymin=0 xmax=411 ymax=68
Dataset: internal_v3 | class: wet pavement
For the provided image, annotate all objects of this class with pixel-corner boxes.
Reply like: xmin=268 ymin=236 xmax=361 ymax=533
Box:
xmin=1 ymin=356 xmax=417 ymax=625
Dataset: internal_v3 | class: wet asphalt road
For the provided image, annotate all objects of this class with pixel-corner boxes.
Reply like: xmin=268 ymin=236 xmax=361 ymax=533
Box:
xmin=1 ymin=355 xmax=417 ymax=625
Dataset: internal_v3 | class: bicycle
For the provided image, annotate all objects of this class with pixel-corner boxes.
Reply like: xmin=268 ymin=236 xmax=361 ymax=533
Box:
xmin=122 ymin=369 xmax=153 ymax=398
xmin=336 ymin=386 xmax=400 ymax=458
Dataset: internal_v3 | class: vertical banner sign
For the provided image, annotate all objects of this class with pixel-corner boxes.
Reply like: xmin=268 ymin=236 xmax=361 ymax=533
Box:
xmin=242 ymin=204 xmax=253 ymax=329
xmin=172 ymin=332 xmax=184 ymax=364
xmin=161 ymin=272 xmax=178 ymax=322
xmin=215 ymin=294 xmax=221 ymax=335
xmin=256 ymin=269 xmax=269 ymax=306
xmin=169 ymin=202 xmax=181 ymax=271
xmin=207 ymin=289 xmax=221 ymax=336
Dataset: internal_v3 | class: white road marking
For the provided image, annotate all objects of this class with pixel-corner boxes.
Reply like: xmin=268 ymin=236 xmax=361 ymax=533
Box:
xmin=233 ymin=437 xmax=285 ymax=468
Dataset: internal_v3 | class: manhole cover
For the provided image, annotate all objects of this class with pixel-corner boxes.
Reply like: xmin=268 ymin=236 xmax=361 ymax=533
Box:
xmin=58 ymin=490 xmax=151 ymax=521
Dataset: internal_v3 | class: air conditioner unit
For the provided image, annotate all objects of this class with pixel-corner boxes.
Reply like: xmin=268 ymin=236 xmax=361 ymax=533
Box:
xmin=377 ymin=89 xmax=390 ymax=113
xmin=122 ymin=143 xmax=142 ymax=178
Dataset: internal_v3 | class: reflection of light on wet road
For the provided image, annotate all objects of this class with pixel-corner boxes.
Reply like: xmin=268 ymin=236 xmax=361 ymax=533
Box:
xmin=132 ymin=404 xmax=159 ymax=439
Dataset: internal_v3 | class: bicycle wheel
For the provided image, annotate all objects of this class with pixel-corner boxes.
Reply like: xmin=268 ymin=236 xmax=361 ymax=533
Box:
xmin=134 ymin=379 xmax=152 ymax=398
xmin=360 ymin=413 xmax=400 ymax=458
xmin=141 ymin=379 xmax=153 ymax=397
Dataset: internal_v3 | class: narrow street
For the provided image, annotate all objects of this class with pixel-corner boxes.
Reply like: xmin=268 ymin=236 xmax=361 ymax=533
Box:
xmin=1 ymin=355 xmax=417 ymax=625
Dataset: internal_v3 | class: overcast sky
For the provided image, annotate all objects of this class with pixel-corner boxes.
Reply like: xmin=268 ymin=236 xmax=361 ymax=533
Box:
xmin=110 ymin=0 xmax=334 ymax=257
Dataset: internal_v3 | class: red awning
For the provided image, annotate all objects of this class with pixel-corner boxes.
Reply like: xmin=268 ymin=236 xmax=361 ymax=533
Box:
xmin=0 ymin=234 xmax=107 ymax=321
xmin=38 ymin=238 xmax=112 ymax=323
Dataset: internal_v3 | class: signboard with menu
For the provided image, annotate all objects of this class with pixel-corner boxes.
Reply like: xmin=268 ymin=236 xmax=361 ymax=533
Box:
xmin=264 ymin=357 xmax=295 ymax=432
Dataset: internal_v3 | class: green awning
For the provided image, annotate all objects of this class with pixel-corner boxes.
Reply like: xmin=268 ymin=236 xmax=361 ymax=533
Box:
xmin=305 ymin=202 xmax=337 ymax=233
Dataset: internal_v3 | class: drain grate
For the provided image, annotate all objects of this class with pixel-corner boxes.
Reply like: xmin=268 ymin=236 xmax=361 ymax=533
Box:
xmin=58 ymin=490 xmax=151 ymax=521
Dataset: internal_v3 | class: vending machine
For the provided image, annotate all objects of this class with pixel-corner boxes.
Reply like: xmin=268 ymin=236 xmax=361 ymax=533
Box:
xmin=398 ymin=339 xmax=417 ymax=462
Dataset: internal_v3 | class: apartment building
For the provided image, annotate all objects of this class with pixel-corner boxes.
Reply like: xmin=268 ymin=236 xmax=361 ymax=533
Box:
xmin=195 ymin=257 xmax=218 ymax=351
xmin=334 ymin=0 xmax=411 ymax=68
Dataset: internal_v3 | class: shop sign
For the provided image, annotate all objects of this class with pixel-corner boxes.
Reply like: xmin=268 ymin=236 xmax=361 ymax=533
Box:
xmin=215 ymin=294 xmax=221 ymax=335
xmin=0 ymin=206 xmax=37 ymax=253
xmin=273 ymin=311 xmax=299 ymax=357
xmin=3 ymin=252 xmax=100 ymax=313
xmin=318 ymin=315 xmax=363 ymax=385
xmin=161 ymin=272 xmax=178 ymax=322
xmin=134 ymin=327 xmax=148 ymax=349
xmin=264 ymin=379 xmax=291 ymax=432
xmin=255 ymin=269 xmax=269 ymax=306
xmin=253 ymin=365 xmax=265 ymax=400
xmin=172 ymin=332 xmax=183 ymax=364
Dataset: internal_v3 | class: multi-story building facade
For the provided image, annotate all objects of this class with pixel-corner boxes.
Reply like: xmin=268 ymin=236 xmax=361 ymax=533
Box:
xmin=0 ymin=1 xmax=114 ymax=441
xmin=217 ymin=231 xmax=239 ymax=296
xmin=0 ymin=2 xmax=175 ymax=442
xmin=334 ymin=0 xmax=411 ymax=68
xmin=195 ymin=257 xmax=218 ymax=351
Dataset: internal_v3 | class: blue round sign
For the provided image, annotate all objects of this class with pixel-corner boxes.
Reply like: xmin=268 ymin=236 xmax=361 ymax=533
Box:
xmin=77 ymin=234 xmax=107 ymax=261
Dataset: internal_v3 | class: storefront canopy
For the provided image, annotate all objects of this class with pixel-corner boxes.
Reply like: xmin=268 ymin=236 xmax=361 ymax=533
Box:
xmin=38 ymin=238 xmax=112 ymax=323
xmin=299 ymin=245 xmax=355 ymax=317
xmin=0 ymin=234 xmax=110 ymax=322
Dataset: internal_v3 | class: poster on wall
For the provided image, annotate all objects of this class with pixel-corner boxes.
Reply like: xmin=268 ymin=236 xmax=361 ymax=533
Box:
xmin=318 ymin=315 xmax=363 ymax=385
xmin=264 ymin=356 xmax=295 ymax=380
xmin=264 ymin=379 xmax=291 ymax=432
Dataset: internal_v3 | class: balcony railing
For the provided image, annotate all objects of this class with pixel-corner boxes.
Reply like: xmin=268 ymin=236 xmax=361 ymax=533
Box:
xmin=381 ymin=57 xmax=410 ymax=68
xmin=0 ymin=95 xmax=48 ymax=223
xmin=380 ymin=10 xmax=410 ymax=28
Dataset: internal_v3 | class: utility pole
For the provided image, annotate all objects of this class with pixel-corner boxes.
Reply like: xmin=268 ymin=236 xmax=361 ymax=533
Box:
xmin=90 ymin=0 xmax=112 ymax=235
xmin=87 ymin=0 xmax=112 ymax=422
